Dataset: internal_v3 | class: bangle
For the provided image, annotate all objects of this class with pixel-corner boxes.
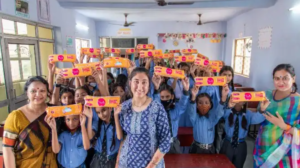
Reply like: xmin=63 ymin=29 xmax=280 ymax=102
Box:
xmin=284 ymin=125 xmax=292 ymax=133
xmin=55 ymin=83 xmax=61 ymax=88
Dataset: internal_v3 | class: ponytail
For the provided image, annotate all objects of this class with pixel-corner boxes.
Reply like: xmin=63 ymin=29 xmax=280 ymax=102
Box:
xmin=228 ymin=103 xmax=248 ymax=130
xmin=229 ymin=112 xmax=234 ymax=127
xmin=241 ymin=113 xmax=247 ymax=130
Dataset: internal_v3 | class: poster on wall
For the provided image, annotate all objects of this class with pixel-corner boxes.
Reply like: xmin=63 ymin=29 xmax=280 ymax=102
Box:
xmin=66 ymin=36 xmax=73 ymax=47
xmin=37 ymin=0 xmax=51 ymax=23
xmin=258 ymin=26 xmax=272 ymax=49
xmin=15 ymin=0 xmax=30 ymax=18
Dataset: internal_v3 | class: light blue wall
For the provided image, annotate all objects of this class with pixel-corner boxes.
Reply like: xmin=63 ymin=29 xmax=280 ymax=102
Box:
xmin=225 ymin=0 xmax=300 ymax=91
xmin=96 ymin=21 xmax=227 ymax=60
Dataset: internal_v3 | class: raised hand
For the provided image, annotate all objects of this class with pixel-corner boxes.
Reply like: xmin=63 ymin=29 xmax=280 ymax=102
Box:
xmin=190 ymin=65 xmax=197 ymax=76
xmin=182 ymin=77 xmax=190 ymax=91
xmin=114 ymin=105 xmax=122 ymax=117
xmin=127 ymin=61 xmax=136 ymax=75
xmin=260 ymin=98 xmax=270 ymax=112
xmin=83 ymin=106 xmax=93 ymax=119
xmin=152 ymin=74 xmax=162 ymax=90
xmin=47 ymin=60 xmax=56 ymax=75
xmin=55 ymin=73 xmax=63 ymax=85
xmin=222 ymin=84 xmax=230 ymax=102
xmin=44 ymin=115 xmax=56 ymax=130
xmin=191 ymin=85 xmax=199 ymax=101
xmin=72 ymin=59 xmax=79 ymax=68
xmin=262 ymin=112 xmax=287 ymax=130
xmin=91 ymin=68 xmax=101 ymax=83
xmin=80 ymin=114 xmax=87 ymax=126
xmin=228 ymin=97 xmax=236 ymax=108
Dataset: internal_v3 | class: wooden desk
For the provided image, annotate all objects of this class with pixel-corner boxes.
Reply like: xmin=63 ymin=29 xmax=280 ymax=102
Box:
xmin=177 ymin=127 xmax=193 ymax=147
xmin=165 ymin=154 xmax=235 ymax=168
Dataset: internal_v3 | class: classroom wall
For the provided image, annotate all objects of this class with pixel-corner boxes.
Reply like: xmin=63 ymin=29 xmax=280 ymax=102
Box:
xmin=0 ymin=0 xmax=97 ymax=67
xmin=225 ymin=0 xmax=300 ymax=91
xmin=96 ymin=21 xmax=226 ymax=60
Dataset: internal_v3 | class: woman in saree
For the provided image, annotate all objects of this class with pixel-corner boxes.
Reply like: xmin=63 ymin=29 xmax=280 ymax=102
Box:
xmin=3 ymin=76 xmax=58 ymax=168
xmin=254 ymin=64 xmax=300 ymax=168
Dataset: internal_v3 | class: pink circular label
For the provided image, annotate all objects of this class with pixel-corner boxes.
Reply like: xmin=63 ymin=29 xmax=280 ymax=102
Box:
xmin=182 ymin=56 xmax=186 ymax=62
xmin=89 ymin=48 xmax=94 ymax=53
xmin=72 ymin=68 xmax=80 ymax=75
xmin=143 ymin=45 xmax=146 ymax=48
xmin=112 ymin=49 xmax=115 ymax=53
xmin=98 ymin=98 xmax=106 ymax=106
xmin=207 ymin=77 xmax=214 ymax=85
xmin=131 ymin=49 xmax=134 ymax=52
xmin=188 ymin=49 xmax=191 ymax=52
xmin=166 ymin=68 xmax=172 ymax=75
xmin=244 ymin=93 xmax=252 ymax=100
xmin=204 ymin=60 xmax=209 ymax=66
xmin=58 ymin=55 xmax=64 ymax=61
xmin=148 ymin=52 xmax=153 ymax=56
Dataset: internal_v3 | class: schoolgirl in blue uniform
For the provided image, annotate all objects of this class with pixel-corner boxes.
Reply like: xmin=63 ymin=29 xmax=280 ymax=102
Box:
xmin=152 ymin=75 xmax=190 ymax=153
xmin=199 ymin=65 xmax=235 ymax=153
xmin=188 ymin=85 xmax=230 ymax=154
xmin=90 ymin=107 xmax=121 ymax=168
xmin=220 ymin=96 xmax=268 ymax=168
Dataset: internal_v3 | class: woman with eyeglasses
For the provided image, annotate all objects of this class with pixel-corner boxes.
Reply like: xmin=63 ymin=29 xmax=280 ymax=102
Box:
xmin=253 ymin=64 xmax=300 ymax=168
xmin=3 ymin=76 xmax=58 ymax=168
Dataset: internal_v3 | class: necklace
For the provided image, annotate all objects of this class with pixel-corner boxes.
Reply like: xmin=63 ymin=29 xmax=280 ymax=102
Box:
xmin=273 ymin=90 xmax=292 ymax=101
xmin=132 ymin=97 xmax=148 ymax=108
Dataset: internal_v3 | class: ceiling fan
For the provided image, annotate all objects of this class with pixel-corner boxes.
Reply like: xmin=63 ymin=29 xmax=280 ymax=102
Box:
xmin=197 ymin=14 xmax=218 ymax=25
xmin=156 ymin=0 xmax=194 ymax=6
xmin=123 ymin=13 xmax=135 ymax=27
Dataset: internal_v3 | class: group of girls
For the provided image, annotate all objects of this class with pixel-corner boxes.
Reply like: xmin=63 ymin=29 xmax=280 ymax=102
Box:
xmin=3 ymin=46 xmax=299 ymax=168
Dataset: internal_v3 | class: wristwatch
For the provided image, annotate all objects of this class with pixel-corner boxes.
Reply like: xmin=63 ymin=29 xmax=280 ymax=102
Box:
xmin=55 ymin=83 xmax=61 ymax=88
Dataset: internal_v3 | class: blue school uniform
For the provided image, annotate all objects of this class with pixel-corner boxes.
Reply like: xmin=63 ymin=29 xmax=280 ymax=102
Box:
xmin=58 ymin=130 xmax=87 ymax=168
xmin=167 ymin=77 xmax=194 ymax=100
xmin=187 ymin=101 xmax=224 ymax=144
xmin=94 ymin=122 xmax=121 ymax=158
xmin=223 ymin=109 xmax=265 ymax=140
xmin=88 ymin=108 xmax=99 ymax=134
xmin=199 ymin=86 xmax=233 ymax=108
xmin=153 ymin=90 xmax=189 ymax=138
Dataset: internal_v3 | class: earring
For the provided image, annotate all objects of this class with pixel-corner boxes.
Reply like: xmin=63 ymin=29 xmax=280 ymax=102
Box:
xmin=27 ymin=99 xmax=30 ymax=103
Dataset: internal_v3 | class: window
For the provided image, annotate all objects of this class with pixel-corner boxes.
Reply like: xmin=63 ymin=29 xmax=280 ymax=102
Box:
xmin=2 ymin=19 xmax=36 ymax=37
xmin=7 ymin=44 xmax=36 ymax=82
xmin=137 ymin=38 xmax=148 ymax=45
xmin=233 ymin=38 xmax=252 ymax=77
xmin=75 ymin=38 xmax=91 ymax=61
xmin=0 ymin=44 xmax=5 ymax=85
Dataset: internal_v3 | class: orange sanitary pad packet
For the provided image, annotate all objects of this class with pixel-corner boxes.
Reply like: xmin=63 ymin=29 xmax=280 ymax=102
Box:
xmin=175 ymin=55 xmax=195 ymax=62
xmin=137 ymin=44 xmax=154 ymax=50
xmin=154 ymin=66 xmax=185 ymax=79
xmin=126 ymin=49 xmax=135 ymax=54
xmin=169 ymin=49 xmax=180 ymax=53
xmin=49 ymin=54 xmax=76 ymax=63
xmin=195 ymin=58 xmax=211 ymax=66
xmin=232 ymin=92 xmax=266 ymax=102
xmin=81 ymin=48 xmax=102 ymax=58
xmin=46 ymin=104 xmax=82 ymax=118
xmin=84 ymin=96 xmax=120 ymax=107
xmin=197 ymin=53 xmax=209 ymax=60
xmin=103 ymin=57 xmax=131 ymax=68
xmin=105 ymin=48 xmax=121 ymax=54
xmin=195 ymin=77 xmax=227 ymax=86
xmin=75 ymin=62 xmax=101 ymax=70
xmin=156 ymin=53 xmax=174 ymax=59
xmin=140 ymin=50 xmax=163 ymax=58
xmin=61 ymin=67 xmax=92 ymax=78
xmin=182 ymin=49 xmax=198 ymax=54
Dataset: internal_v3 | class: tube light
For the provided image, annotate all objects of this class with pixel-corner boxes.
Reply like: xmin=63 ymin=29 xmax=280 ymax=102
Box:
xmin=289 ymin=5 xmax=300 ymax=11
xmin=76 ymin=23 xmax=89 ymax=30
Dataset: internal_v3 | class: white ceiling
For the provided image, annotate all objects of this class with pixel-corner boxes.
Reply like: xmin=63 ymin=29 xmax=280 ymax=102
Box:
xmin=76 ymin=8 xmax=248 ymax=22
xmin=59 ymin=0 xmax=231 ymax=2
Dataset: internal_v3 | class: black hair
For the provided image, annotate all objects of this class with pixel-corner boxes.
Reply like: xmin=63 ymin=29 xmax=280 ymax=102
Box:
xmin=75 ymin=85 xmax=92 ymax=96
xmin=218 ymin=65 xmax=235 ymax=104
xmin=107 ymin=72 xmax=115 ymax=83
xmin=178 ymin=62 xmax=190 ymax=70
xmin=159 ymin=84 xmax=175 ymax=109
xmin=59 ymin=88 xmax=75 ymax=104
xmin=85 ymin=75 xmax=94 ymax=83
xmin=129 ymin=67 xmax=151 ymax=95
xmin=195 ymin=93 xmax=214 ymax=111
xmin=273 ymin=64 xmax=298 ymax=94
xmin=112 ymin=83 xmax=125 ymax=94
xmin=116 ymin=74 xmax=128 ymax=86
xmin=95 ymin=108 xmax=116 ymax=151
xmin=24 ymin=76 xmax=51 ymax=100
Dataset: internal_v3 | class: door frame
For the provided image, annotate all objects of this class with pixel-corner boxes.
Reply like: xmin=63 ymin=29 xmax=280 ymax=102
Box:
xmin=3 ymin=38 xmax=40 ymax=111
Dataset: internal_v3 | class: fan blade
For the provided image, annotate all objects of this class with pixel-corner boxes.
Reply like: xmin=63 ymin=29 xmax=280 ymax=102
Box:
xmin=197 ymin=21 xmax=202 ymax=25
xmin=127 ymin=22 xmax=135 ymax=26
xmin=203 ymin=21 xmax=218 ymax=24
xmin=168 ymin=2 xmax=194 ymax=5
xmin=108 ymin=23 xmax=123 ymax=26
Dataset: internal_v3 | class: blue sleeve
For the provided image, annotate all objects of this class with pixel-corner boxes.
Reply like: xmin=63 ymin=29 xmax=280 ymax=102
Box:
xmin=187 ymin=102 xmax=197 ymax=126
xmin=210 ymin=103 xmax=225 ymax=125
xmin=155 ymin=103 xmax=171 ymax=154
xmin=58 ymin=132 xmax=65 ymax=145
xmin=153 ymin=93 xmax=161 ymax=102
xmin=199 ymin=86 xmax=216 ymax=97
xmin=167 ymin=78 xmax=174 ymax=86
xmin=223 ymin=108 xmax=232 ymax=119
xmin=92 ymin=108 xmax=99 ymax=133
xmin=189 ymin=77 xmax=194 ymax=89
xmin=135 ymin=58 xmax=140 ymax=67
xmin=174 ymin=91 xmax=189 ymax=116
xmin=77 ymin=132 xmax=83 ymax=148
xmin=149 ymin=61 xmax=155 ymax=78
xmin=246 ymin=110 xmax=266 ymax=125
xmin=122 ymin=68 xmax=128 ymax=77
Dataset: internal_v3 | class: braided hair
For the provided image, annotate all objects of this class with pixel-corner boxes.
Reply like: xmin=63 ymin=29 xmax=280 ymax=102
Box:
xmin=228 ymin=102 xmax=248 ymax=130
